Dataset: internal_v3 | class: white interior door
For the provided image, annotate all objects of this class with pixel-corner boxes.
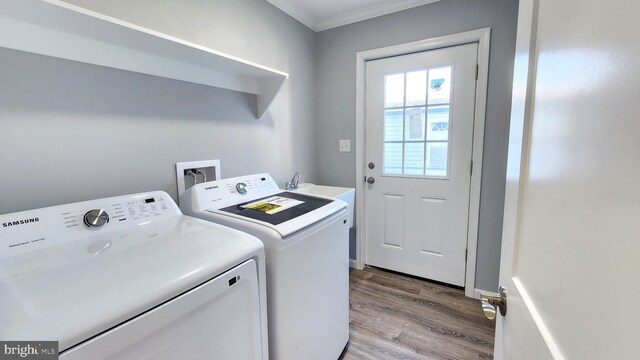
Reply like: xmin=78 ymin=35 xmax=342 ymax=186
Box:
xmin=364 ymin=43 xmax=478 ymax=286
xmin=492 ymin=0 xmax=640 ymax=358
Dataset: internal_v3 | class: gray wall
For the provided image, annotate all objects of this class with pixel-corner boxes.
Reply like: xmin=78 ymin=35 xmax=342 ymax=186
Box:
xmin=0 ymin=0 xmax=317 ymax=214
xmin=0 ymin=0 xmax=516 ymax=290
xmin=314 ymin=0 xmax=519 ymax=290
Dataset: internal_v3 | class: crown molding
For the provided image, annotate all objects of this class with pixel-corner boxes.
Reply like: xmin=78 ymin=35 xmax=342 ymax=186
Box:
xmin=266 ymin=0 xmax=441 ymax=32
xmin=265 ymin=0 xmax=320 ymax=31
xmin=316 ymin=0 xmax=441 ymax=31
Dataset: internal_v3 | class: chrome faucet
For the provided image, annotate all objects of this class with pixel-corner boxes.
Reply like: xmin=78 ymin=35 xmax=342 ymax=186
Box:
xmin=285 ymin=172 xmax=301 ymax=190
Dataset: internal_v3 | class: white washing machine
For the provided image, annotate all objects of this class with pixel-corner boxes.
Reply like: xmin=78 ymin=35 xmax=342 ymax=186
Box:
xmin=0 ymin=191 xmax=268 ymax=360
xmin=180 ymin=173 xmax=350 ymax=360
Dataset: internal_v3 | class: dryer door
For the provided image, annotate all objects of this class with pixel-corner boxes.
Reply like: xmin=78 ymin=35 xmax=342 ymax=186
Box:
xmin=61 ymin=259 xmax=265 ymax=360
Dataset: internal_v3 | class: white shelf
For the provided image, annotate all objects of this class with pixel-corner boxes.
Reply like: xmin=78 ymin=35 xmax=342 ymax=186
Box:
xmin=0 ymin=0 xmax=289 ymax=118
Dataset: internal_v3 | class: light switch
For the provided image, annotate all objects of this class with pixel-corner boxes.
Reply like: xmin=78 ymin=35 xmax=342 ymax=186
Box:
xmin=339 ymin=139 xmax=351 ymax=152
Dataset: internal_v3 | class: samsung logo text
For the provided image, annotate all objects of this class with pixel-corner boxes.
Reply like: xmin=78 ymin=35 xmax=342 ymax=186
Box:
xmin=2 ymin=218 xmax=39 ymax=228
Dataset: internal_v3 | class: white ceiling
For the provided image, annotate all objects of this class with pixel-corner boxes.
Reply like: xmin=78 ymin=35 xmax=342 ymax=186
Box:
xmin=265 ymin=0 xmax=441 ymax=32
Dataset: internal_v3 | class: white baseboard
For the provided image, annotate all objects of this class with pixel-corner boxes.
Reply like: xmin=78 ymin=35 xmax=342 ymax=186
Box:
xmin=349 ymin=259 xmax=358 ymax=268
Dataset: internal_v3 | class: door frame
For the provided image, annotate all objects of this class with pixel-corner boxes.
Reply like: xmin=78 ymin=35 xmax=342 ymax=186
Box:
xmin=354 ymin=28 xmax=491 ymax=298
xmin=496 ymin=0 xmax=565 ymax=357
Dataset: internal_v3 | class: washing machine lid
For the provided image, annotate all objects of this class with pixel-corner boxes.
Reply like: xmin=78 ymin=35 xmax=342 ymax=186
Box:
xmin=0 ymin=192 xmax=264 ymax=352
xmin=182 ymin=174 xmax=347 ymax=237
xmin=218 ymin=192 xmax=332 ymax=226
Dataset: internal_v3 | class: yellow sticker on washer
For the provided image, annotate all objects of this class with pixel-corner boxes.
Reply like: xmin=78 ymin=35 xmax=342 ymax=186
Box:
xmin=245 ymin=202 xmax=283 ymax=214
xmin=242 ymin=196 xmax=304 ymax=215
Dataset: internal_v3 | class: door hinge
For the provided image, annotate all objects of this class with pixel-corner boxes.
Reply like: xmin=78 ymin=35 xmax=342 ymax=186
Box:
xmin=470 ymin=160 xmax=474 ymax=175
xmin=475 ymin=64 xmax=479 ymax=80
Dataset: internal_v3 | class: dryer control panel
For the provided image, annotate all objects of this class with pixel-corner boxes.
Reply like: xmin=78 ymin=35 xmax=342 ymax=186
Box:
xmin=0 ymin=191 xmax=180 ymax=258
xmin=189 ymin=173 xmax=281 ymax=210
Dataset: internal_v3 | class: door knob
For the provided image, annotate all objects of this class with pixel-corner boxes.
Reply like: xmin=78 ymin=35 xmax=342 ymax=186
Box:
xmin=366 ymin=176 xmax=375 ymax=184
xmin=481 ymin=286 xmax=507 ymax=320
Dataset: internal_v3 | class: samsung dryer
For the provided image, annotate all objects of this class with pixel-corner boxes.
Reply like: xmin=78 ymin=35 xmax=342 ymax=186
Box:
xmin=0 ymin=191 xmax=268 ymax=360
xmin=180 ymin=173 xmax=350 ymax=360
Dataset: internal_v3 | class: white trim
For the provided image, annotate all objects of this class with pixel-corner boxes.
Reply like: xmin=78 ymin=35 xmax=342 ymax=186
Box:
xmin=473 ymin=288 xmax=489 ymax=300
xmin=355 ymin=28 xmax=492 ymax=298
xmin=349 ymin=259 xmax=358 ymax=269
xmin=265 ymin=0 xmax=320 ymax=31
xmin=494 ymin=0 xmax=560 ymax=357
xmin=315 ymin=0 xmax=441 ymax=32
xmin=265 ymin=0 xmax=440 ymax=32
xmin=465 ymin=29 xmax=491 ymax=299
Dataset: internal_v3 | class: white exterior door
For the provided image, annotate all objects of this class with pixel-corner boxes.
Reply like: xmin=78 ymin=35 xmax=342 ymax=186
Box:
xmin=364 ymin=43 xmax=478 ymax=286
xmin=492 ymin=0 xmax=640 ymax=358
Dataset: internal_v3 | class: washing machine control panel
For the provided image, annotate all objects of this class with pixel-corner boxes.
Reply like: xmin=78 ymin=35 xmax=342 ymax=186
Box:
xmin=0 ymin=191 xmax=181 ymax=257
xmin=235 ymin=182 xmax=248 ymax=194
xmin=83 ymin=209 xmax=110 ymax=228
xmin=194 ymin=173 xmax=281 ymax=209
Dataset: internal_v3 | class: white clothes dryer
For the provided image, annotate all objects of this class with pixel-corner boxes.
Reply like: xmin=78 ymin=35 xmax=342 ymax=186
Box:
xmin=0 ymin=191 xmax=268 ymax=360
xmin=180 ymin=173 xmax=350 ymax=360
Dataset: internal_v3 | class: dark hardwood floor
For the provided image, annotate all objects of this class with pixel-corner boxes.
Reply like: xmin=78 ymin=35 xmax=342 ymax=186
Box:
xmin=342 ymin=266 xmax=495 ymax=360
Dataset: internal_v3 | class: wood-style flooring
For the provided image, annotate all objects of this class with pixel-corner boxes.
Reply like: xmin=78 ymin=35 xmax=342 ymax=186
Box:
xmin=342 ymin=266 xmax=495 ymax=360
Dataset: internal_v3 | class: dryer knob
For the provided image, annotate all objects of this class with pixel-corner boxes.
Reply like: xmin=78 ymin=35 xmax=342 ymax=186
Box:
xmin=83 ymin=209 xmax=109 ymax=228
xmin=236 ymin=182 xmax=248 ymax=194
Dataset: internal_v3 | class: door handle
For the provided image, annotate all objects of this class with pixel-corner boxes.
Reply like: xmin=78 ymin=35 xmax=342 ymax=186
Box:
xmin=366 ymin=176 xmax=375 ymax=184
xmin=481 ymin=286 xmax=507 ymax=320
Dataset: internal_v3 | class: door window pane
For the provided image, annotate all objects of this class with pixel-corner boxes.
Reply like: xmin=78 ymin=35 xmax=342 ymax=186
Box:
xmin=428 ymin=67 xmax=451 ymax=105
xmin=385 ymin=74 xmax=404 ymax=108
xmin=405 ymin=70 xmax=427 ymax=106
xmin=384 ymin=109 xmax=404 ymax=141
xmin=426 ymin=142 xmax=448 ymax=177
xmin=404 ymin=143 xmax=425 ymax=175
xmin=404 ymin=107 xmax=425 ymax=141
xmin=426 ymin=105 xmax=449 ymax=141
xmin=381 ymin=65 xmax=451 ymax=177
xmin=384 ymin=143 xmax=403 ymax=174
